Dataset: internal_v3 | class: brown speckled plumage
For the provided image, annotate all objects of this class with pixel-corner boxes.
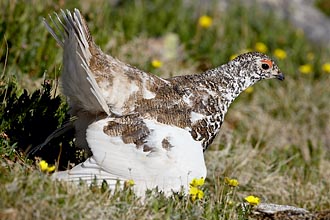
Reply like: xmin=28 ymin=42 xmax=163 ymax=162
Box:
xmin=44 ymin=9 xmax=284 ymax=194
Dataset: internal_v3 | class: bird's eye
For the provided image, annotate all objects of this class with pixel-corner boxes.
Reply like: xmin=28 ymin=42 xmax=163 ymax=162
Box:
xmin=261 ymin=63 xmax=269 ymax=70
xmin=260 ymin=59 xmax=273 ymax=71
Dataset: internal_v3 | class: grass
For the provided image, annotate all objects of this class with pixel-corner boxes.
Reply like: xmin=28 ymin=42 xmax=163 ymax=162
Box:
xmin=1 ymin=0 xmax=330 ymax=219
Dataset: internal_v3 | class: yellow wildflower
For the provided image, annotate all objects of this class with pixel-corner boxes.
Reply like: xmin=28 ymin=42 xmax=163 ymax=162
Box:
xmin=189 ymin=177 xmax=205 ymax=201
xmin=230 ymin=54 xmax=238 ymax=60
xmin=198 ymin=15 xmax=213 ymax=28
xmin=39 ymin=160 xmax=56 ymax=173
xmin=299 ymin=64 xmax=313 ymax=74
xmin=151 ymin=59 xmax=163 ymax=68
xmin=255 ymin=42 xmax=268 ymax=53
xmin=245 ymin=195 xmax=260 ymax=206
xmin=273 ymin=49 xmax=287 ymax=60
xmin=224 ymin=177 xmax=239 ymax=187
xmin=124 ymin=179 xmax=135 ymax=188
xmin=39 ymin=160 xmax=48 ymax=171
xmin=322 ymin=63 xmax=330 ymax=73
xmin=245 ymin=86 xmax=254 ymax=94
xmin=127 ymin=179 xmax=135 ymax=185
xmin=47 ymin=165 xmax=56 ymax=172
xmin=189 ymin=186 xmax=204 ymax=201
xmin=190 ymin=177 xmax=205 ymax=187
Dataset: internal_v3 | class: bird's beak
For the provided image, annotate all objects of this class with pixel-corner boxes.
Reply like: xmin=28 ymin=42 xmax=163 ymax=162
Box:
xmin=275 ymin=72 xmax=285 ymax=81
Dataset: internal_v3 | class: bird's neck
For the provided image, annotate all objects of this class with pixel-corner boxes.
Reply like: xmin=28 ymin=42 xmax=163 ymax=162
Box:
xmin=202 ymin=65 xmax=255 ymax=106
xmin=188 ymin=66 xmax=255 ymax=150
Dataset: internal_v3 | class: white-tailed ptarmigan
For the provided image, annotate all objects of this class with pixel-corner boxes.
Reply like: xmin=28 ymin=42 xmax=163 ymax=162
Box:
xmin=44 ymin=9 xmax=284 ymax=196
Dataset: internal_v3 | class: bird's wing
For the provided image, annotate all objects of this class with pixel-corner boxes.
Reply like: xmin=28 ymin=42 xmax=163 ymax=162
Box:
xmin=55 ymin=115 xmax=207 ymax=193
xmin=44 ymin=9 xmax=110 ymax=115
xmin=44 ymin=9 xmax=163 ymax=116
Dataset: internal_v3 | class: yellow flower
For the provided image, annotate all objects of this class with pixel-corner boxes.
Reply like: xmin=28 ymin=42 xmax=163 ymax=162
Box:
xmin=190 ymin=177 xmax=205 ymax=187
xmin=124 ymin=179 xmax=135 ymax=188
xmin=273 ymin=49 xmax=287 ymax=60
xmin=299 ymin=64 xmax=313 ymax=74
xmin=322 ymin=63 xmax=330 ymax=73
xmin=189 ymin=186 xmax=204 ymax=201
xmin=255 ymin=42 xmax=268 ymax=53
xmin=198 ymin=15 xmax=213 ymax=28
xmin=245 ymin=195 xmax=260 ymax=206
xmin=245 ymin=86 xmax=254 ymax=94
xmin=151 ymin=59 xmax=163 ymax=68
xmin=230 ymin=54 xmax=238 ymax=60
xmin=224 ymin=177 xmax=239 ymax=187
xmin=39 ymin=160 xmax=56 ymax=173
xmin=39 ymin=160 xmax=48 ymax=171
xmin=189 ymin=177 xmax=205 ymax=201
xmin=47 ymin=165 xmax=56 ymax=172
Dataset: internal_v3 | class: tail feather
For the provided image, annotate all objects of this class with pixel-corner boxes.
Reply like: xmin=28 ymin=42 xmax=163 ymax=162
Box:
xmin=53 ymin=157 xmax=122 ymax=187
xmin=43 ymin=13 xmax=65 ymax=47
xmin=44 ymin=9 xmax=110 ymax=149
xmin=44 ymin=9 xmax=109 ymax=115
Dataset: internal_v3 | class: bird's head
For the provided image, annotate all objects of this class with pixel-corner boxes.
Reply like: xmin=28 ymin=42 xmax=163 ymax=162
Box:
xmin=232 ymin=52 xmax=284 ymax=84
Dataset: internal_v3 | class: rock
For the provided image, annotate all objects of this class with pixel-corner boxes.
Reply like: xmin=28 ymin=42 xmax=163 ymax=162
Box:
xmin=249 ymin=203 xmax=330 ymax=220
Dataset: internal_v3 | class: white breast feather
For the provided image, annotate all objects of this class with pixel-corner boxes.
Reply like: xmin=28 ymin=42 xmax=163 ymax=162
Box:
xmin=85 ymin=118 xmax=207 ymax=194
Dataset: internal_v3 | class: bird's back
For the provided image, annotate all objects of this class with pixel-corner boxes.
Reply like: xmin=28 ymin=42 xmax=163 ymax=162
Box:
xmin=44 ymin=9 xmax=284 ymax=196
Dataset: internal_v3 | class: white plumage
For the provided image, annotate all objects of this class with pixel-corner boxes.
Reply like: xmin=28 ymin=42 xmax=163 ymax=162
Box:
xmin=44 ymin=9 xmax=284 ymax=196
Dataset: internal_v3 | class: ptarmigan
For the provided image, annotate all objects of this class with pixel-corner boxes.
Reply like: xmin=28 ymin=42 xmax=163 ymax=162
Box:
xmin=43 ymin=9 xmax=284 ymax=196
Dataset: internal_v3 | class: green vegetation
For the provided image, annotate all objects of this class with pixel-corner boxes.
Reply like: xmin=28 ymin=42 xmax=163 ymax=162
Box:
xmin=1 ymin=0 xmax=330 ymax=219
